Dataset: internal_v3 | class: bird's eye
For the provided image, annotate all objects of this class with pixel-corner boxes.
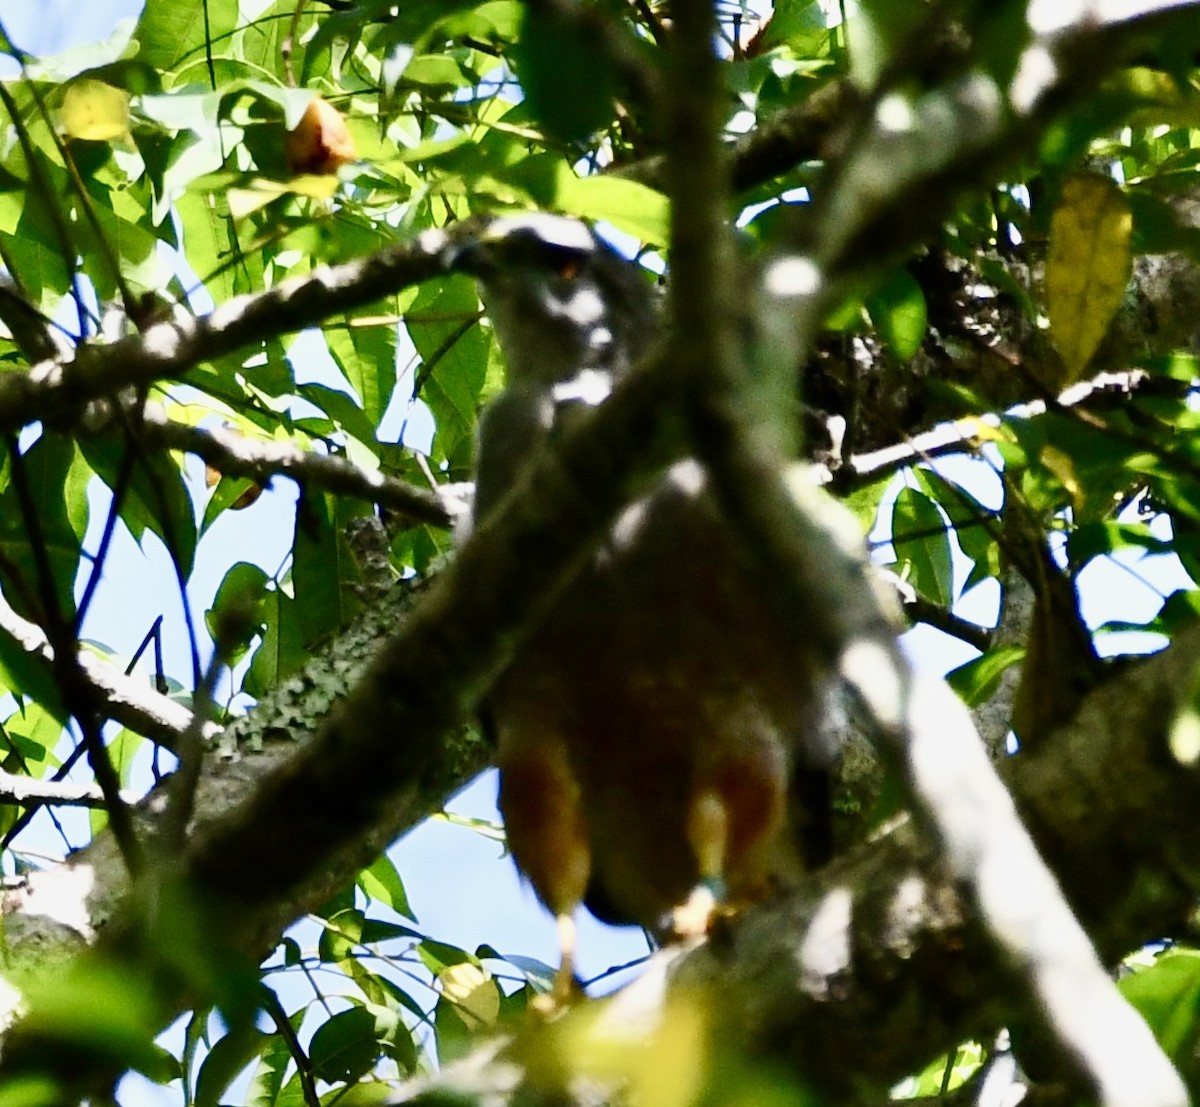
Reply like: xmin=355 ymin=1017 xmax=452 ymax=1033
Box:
xmin=554 ymin=256 xmax=583 ymax=281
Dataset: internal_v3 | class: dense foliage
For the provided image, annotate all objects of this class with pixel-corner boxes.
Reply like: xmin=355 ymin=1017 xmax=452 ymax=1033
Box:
xmin=3 ymin=1 xmax=1200 ymax=1105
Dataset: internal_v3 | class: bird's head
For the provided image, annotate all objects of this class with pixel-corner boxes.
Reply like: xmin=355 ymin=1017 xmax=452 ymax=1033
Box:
xmin=449 ymin=214 xmax=658 ymax=395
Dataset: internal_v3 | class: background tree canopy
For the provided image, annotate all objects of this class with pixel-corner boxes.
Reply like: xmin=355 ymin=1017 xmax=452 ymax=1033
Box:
xmin=5 ymin=0 xmax=1200 ymax=1104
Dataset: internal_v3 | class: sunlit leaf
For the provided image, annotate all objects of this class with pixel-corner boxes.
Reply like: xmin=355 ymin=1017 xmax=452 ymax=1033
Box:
xmin=866 ymin=267 xmax=927 ymax=360
xmin=1046 ymin=173 xmax=1132 ymax=383
xmin=358 ymin=855 xmax=417 ymax=921
xmin=556 ymin=173 xmax=670 ymax=246
xmin=60 ymin=79 xmax=130 ymax=142
xmin=439 ymin=962 xmax=500 ymax=1030
xmin=946 ymin=646 xmax=1025 ymax=707
xmin=1120 ymin=949 xmax=1200 ymax=1063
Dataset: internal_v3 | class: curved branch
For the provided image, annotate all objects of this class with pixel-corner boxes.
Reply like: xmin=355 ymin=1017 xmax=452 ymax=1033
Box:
xmin=131 ymin=404 xmax=463 ymax=529
xmin=0 ymin=230 xmax=455 ymax=435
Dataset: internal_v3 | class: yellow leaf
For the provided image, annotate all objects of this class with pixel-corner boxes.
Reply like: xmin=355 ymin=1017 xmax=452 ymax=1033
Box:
xmin=953 ymin=415 xmax=1006 ymax=443
xmin=1045 ymin=173 xmax=1132 ymax=385
xmin=439 ymin=962 xmax=499 ymax=1030
xmin=61 ymin=79 xmax=130 ymax=142
xmin=1039 ymin=443 xmax=1082 ymax=511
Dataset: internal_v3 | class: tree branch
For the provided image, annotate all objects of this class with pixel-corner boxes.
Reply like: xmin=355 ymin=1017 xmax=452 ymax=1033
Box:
xmin=127 ymin=402 xmax=463 ymax=529
xmin=0 ymin=230 xmax=455 ymax=436
xmin=613 ymin=77 xmax=857 ymax=194
xmin=0 ymin=769 xmax=139 ymax=810
xmin=0 ymin=592 xmax=214 ymax=753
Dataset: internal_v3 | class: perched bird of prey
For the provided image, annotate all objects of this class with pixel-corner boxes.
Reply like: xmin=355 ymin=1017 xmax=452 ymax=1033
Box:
xmin=454 ymin=214 xmax=830 ymax=998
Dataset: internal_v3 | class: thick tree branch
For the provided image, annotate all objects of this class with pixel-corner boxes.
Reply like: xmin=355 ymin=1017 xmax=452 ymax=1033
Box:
xmin=0 ymin=230 xmax=455 ymax=436
xmin=0 ymin=575 xmax=490 ymax=960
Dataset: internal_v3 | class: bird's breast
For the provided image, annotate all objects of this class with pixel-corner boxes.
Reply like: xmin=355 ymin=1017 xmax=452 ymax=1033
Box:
xmin=493 ymin=469 xmax=815 ymax=928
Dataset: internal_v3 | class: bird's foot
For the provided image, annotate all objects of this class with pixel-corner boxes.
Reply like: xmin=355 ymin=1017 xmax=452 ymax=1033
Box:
xmin=529 ymin=912 xmax=584 ymax=1018
xmin=529 ymin=970 xmax=584 ymax=1018
xmin=669 ymin=877 xmax=728 ymax=941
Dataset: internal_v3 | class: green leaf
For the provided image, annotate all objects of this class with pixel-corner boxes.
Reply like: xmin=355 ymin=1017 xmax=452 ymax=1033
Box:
xmin=433 ymin=992 xmax=475 ymax=1063
xmin=890 ymin=486 xmax=954 ymax=607
xmin=403 ymin=55 xmax=473 ymax=89
xmin=1066 ymin=520 xmax=1172 ymax=569
xmin=201 ymin=474 xmax=266 ymax=535
xmin=205 ymin=561 xmax=270 ymax=665
xmin=195 ymin=1026 xmax=269 ymax=1107
xmin=1120 ymin=949 xmax=1200 ymax=1063
xmin=912 ymin=468 xmax=1000 ymax=594
xmin=513 ymin=6 xmax=619 ymax=144
xmin=406 ymin=275 xmax=490 ymax=463
xmin=0 ymin=434 xmax=82 ymax=623
xmin=244 ymin=1007 xmax=302 ymax=1107
xmin=297 ymin=384 xmax=379 ymax=460
xmin=79 ymin=437 xmax=198 ymax=580
xmin=0 ymin=704 xmax=60 ymax=772
xmin=133 ymin=0 xmax=239 ymax=78
xmin=945 ymin=647 xmax=1024 ymax=707
xmin=327 ymin=319 xmax=399 ymax=431
xmin=0 ymin=637 xmax=67 ymax=731
xmin=758 ymin=0 xmax=827 ymax=51
xmin=292 ymin=490 xmax=367 ymax=645
xmin=415 ymin=938 xmax=472 ymax=976
xmin=320 ymin=907 xmax=365 ymax=964
xmin=0 ymin=1075 xmax=66 ymax=1107
xmin=555 ymin=173 xmax=670 ymax=246
xmin=1046 ymin=173 xmax=1132 ymax=383
xmin=19 ymin=959 xmax=177 ymax=1080
xmin=361 ymin=918 xmax=423 ymax=945
xmin=309 ymin=1007 xmax=381 ymax=1085
xmin=439 ymin=1 xmax=523 ymax=43
xmin=493 ymin=953 xmax=555 ymax=993
xmin=244 ymin=587 xmax=309 ymax=697
xmin=866 ymin=267 xmax=927 ymax=360
xmin=358 ymin=855 xmax=418 ymax=922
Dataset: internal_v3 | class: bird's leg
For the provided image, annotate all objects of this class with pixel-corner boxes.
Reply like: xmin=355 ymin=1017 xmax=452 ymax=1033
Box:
xmin=547 ymin=912 xmax=580 ymax=1008
xmin=498 ymin=735 xmax=590 ymax=1012
xmin=672 ymin=788 xmax=730 ymax=938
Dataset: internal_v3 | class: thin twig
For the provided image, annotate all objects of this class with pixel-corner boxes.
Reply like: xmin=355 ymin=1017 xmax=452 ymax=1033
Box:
xmin=262 ymin=988 xmax=321 ymax=1107
xmin=5 ymin=434 xmax=144 ymax=874
xmin=0 ymin=767 xmax=140 ymax=809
